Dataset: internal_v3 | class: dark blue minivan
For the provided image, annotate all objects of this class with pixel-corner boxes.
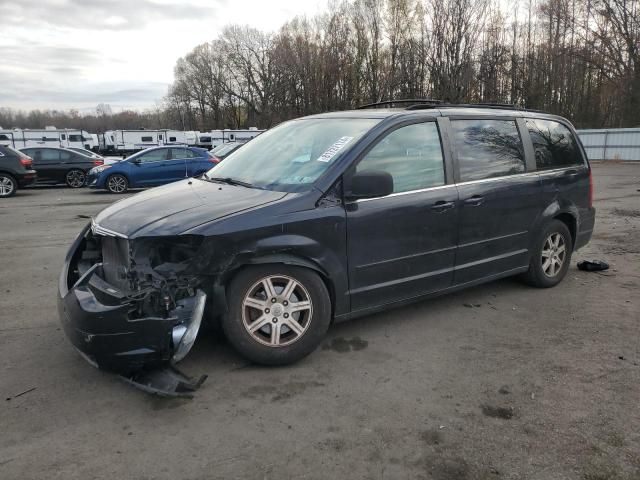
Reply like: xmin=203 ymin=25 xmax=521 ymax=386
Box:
xmin=87 ymin=146 xmax=214 ymax=193
xmin=59 ymin=102 xmax=595 ymax=389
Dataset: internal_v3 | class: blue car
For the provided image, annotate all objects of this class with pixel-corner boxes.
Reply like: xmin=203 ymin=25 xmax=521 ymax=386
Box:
xmin=87 ymin=146 xmax=214 ymax=193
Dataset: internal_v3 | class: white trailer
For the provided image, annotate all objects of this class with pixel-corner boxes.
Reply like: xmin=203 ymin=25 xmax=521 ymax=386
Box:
xmin=0 ymin=130 xmax=16 ymax=147
xmin=206 ymin=128 xmax=264 ymax=149
xmin=100 ymin=129 xmax=197 ymax=153
xmin=0 ymin=127 xmax=96 ymax=150
xmin=164 ymin=130 xmax=197 ymax=146
xmin=58 ymin=129 xmax=97 ymax=150
xmin=195 ymin=131 xmax=214 ymax=149
xmin=103 ymin=130 xmax=164 ymax=153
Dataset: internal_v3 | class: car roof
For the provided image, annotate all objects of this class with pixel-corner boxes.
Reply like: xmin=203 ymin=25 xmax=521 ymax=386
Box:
xmin=301 ymin=105 xmax=570 ymax=123
xmin=21 ymin=146 xmax=69 ymax=150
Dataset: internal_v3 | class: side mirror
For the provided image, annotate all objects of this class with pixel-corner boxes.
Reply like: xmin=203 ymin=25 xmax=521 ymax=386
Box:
xmin=130 ymin=157 xmax=140 ymax=164
xmin=347 ymin=170 xmax=393 ymax=200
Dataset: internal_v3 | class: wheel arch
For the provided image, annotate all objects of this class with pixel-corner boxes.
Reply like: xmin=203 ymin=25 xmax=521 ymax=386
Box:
xmin=105 ymin=171 xmax=130 ymax=189
xmin=216 ymin=253 xmax=337 ymax=320
xmin=553 ymin=212 xmax=577 ymax=249
xmin=537 ymin=201 xmax=579 ymax=251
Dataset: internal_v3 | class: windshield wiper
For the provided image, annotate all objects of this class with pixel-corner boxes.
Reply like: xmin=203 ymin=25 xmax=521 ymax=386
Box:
xmin=207 ymin=176 xmax=255 ymax=188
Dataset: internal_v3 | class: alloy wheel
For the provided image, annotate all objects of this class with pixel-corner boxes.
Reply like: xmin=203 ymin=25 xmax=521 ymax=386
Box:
xmin=0 ymin=176 xmax=15 ymax=197
xmin=241 ymin=275 xmax=313 ymax=347
xmin=66 ymin=170 xmax=86 ymax=188
xmin=541 ymin=232 xmax=566 ymax=277
xmin=107 ymin=175 xmax=127 ymax=193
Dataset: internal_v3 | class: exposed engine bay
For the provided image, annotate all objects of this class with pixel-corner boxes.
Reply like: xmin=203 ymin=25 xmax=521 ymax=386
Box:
xmin=59 ymin=222 xmax=210 ymax=396
xmin=76 ymin=229 xmax=204 ymax=320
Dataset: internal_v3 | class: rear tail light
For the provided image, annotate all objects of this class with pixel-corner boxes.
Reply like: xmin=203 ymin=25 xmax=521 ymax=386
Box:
xmin=209 ymin=156 xmax=221 ymax=164
xmin=93 ymin=159 xmax=104 ymax=166
xmin=20 ymin=157 xmax=33 ymax=169
xmin=588 ymin=168 xmax=594 ymax=208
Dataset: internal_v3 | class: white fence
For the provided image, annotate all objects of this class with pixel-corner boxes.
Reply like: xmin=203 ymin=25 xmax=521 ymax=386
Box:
xmin=577 ymin=128 xmax=640 ymax=161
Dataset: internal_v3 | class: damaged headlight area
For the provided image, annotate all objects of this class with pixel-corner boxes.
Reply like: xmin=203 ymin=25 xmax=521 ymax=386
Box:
xmin=58 ymin=223 xmax=210 ymax=396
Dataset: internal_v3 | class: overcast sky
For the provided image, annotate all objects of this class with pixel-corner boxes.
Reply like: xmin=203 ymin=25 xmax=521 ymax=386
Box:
xmin=0 ymin=0 xmax=323 ymax=112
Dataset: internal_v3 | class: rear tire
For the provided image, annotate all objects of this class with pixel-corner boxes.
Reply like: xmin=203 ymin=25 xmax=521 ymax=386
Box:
xmin=222 ymin=265 xmax=332 ymax=366
xmin=522 ymin=219 xmax=573 ymax=288
xmin=0 ymin=173 xmax=17 ymax=198
xmin=65 ymin=169 xmax=86 ymax=188
xmin=106 ymin=174 xmax=128 ymax=193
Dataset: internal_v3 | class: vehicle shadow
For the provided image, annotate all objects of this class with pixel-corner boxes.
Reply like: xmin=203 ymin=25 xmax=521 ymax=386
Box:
xmin=184 ymin=275 xmax=533 ymax=369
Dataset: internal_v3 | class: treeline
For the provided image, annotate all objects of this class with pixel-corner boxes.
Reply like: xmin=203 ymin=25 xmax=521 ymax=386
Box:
xmin=3 ymin=0 xmax=639 ymax=131
xmin=0 ymin=105 xmax=171 ymax=132
xmin=167 ymin=0 xmax=640 ymax=129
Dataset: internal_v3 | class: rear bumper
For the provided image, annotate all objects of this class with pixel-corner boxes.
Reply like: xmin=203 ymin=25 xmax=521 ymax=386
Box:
xmin=17 ymin=170 xmax=37 ymax=188
xmin=576 ymin=207 xmax=596 ymax=250
xmin=58 ymin=225 xmax=206 ymax=373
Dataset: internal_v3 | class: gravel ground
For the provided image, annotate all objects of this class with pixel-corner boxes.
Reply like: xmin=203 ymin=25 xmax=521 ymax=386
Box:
xmin=1 ymin=163 xmax=639 ymax=480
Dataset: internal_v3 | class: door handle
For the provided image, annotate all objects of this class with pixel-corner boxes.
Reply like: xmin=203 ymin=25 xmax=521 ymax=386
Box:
xmin=563 ymin=169 xmax=579 ymax=176
xmin=430 ymin=200 xmax=455 ymax=212
xmin=463 ymin=195 xmax=484 ymax=207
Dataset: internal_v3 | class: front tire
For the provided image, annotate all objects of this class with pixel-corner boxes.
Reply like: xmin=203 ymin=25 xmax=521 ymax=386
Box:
xmin=65 ymin=169 xmax=86 ymax=188
xmin=222 ymin=265 xmax=332 ymax=366
xmin=522 ymin=220 xmax=573 ymax=288
xmin=0 ymin=174 xmax=17 ymax=198
xmin=106 ymin=174 xmax=128 ymax=193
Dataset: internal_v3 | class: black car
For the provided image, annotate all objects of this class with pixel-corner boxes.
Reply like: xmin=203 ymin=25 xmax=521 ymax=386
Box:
xmin=21 ymin=147 xmax=103 ymax=188
xmin=0 ymin=145 xmax=37 ymax=198
xmin=58 ymin=102 xmax=595 ymax=384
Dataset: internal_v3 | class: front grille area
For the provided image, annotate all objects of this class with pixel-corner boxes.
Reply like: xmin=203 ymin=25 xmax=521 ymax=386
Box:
xmin=101 ymin=236 xmax=131 ymax=291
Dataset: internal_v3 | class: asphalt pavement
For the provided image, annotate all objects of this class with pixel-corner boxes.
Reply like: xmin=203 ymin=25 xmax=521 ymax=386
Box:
xmin=1 ymin=163 xmax=639 ymax=480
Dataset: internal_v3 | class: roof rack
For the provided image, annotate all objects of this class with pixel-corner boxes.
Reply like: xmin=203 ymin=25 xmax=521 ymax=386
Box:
xmin=357 ymin=99 xmax=443 ymax=109
xmin=356 ymin=99 xmax=542 ymax=113
xmin=406 ymin=102 xmax=521 ymax=111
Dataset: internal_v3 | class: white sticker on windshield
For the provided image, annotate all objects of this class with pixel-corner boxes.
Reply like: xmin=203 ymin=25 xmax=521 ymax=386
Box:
xmin=316 ymin=136 xmax=354 ymax=162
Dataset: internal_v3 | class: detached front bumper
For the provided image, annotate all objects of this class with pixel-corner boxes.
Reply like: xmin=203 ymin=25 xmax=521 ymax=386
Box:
xmin=58 ymin=225 xmax=206 ymax=374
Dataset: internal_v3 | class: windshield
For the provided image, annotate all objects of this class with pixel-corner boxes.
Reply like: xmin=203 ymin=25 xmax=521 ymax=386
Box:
xmin=205 ymin=118 xmax=379 ymax=192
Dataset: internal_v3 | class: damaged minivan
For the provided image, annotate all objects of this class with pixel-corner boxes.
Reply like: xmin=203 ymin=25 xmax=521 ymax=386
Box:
xmin=59 ymin=101 xmax=595 ymax=387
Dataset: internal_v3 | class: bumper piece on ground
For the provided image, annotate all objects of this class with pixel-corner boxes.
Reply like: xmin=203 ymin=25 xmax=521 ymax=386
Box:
xmin=120 ymin=365 xmax=208 ymax=398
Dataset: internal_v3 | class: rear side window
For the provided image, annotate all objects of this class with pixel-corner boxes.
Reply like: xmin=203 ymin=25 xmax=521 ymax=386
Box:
xmin=141 ymin=136 xmax=153 ymax=142
xmin=35 ymin=149 xmax=61 ymax=163
xmin=356 ymin=122 xmax=445 ymax=193
xmin=69 ymin=135 xmax=82 ymax=142
xmin=452 ymin=119 xmax=525 ymax=182
xmin=137 ymin=149 xmax=169 ymax=163
xmin=170 ymin=148 xmax=194 ymax=159
xmin=169 ymin=136 xmax=177 ymax=142
xmin=526 ymin=119 xmax=584 ymax=170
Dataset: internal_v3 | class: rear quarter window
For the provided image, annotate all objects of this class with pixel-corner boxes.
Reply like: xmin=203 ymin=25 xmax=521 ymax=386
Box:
xmin=526 ymin=119 xmax=584 ymax=170
xmin=452 ymin=119 xmax=525 ymax=182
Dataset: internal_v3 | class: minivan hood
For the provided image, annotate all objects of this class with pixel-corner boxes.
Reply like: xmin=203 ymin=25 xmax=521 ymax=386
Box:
xmin=94 ymin=178 xmax=288 ymax=237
